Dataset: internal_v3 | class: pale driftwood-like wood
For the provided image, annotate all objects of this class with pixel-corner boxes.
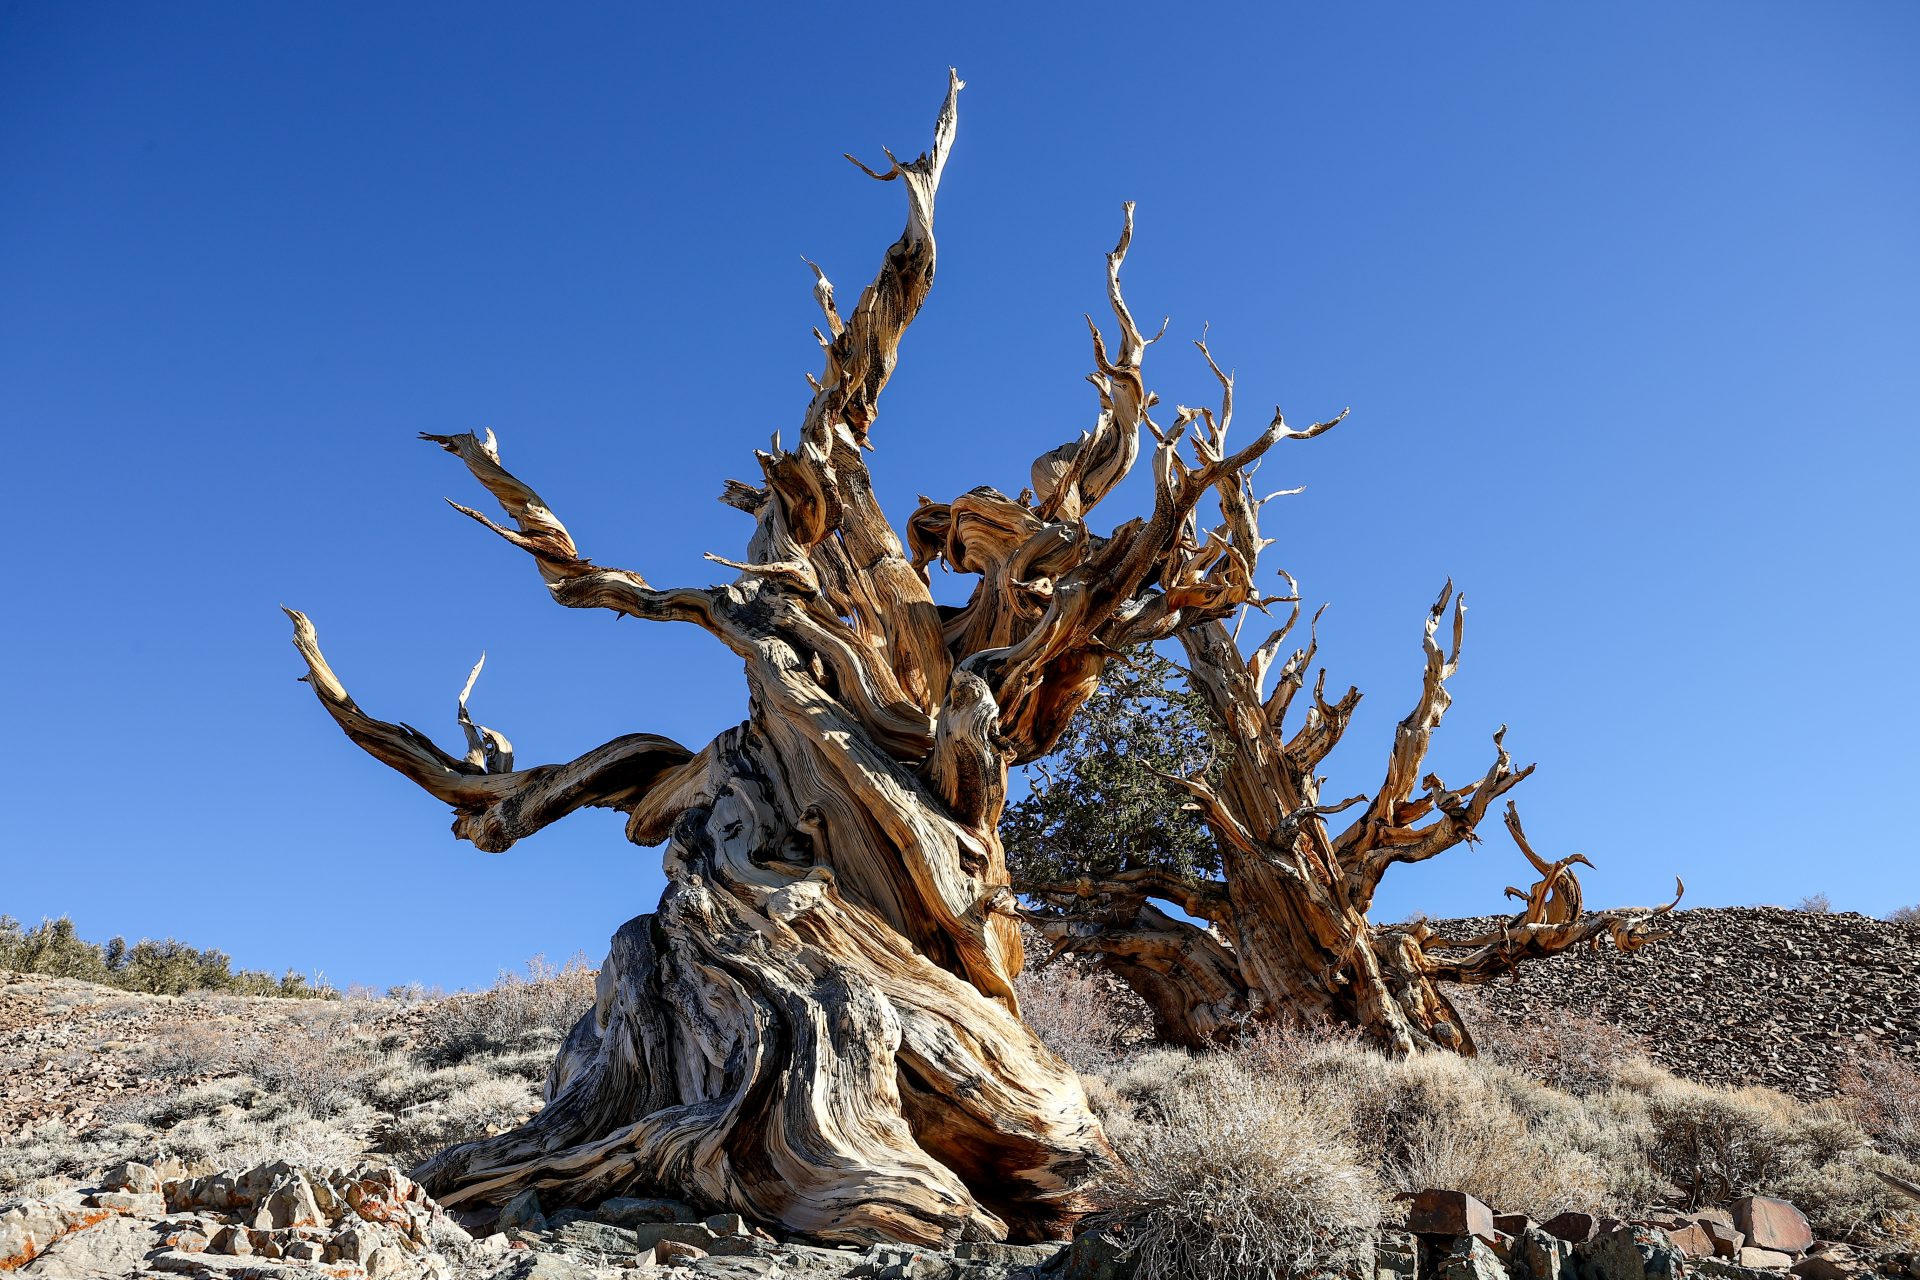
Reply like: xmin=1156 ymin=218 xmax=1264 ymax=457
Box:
xmin=287 ymin=73 xmax=1327 ymax=1244
xmin=1023 ymin=345 xmax=1684 ymax=1056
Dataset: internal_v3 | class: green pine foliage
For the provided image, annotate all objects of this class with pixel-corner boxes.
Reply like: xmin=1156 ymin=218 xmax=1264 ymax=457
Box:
xmin=1003 ymin=646 xmax=1224 ymax=888
xmin=0 ymin=914 xmax=334 ymax=999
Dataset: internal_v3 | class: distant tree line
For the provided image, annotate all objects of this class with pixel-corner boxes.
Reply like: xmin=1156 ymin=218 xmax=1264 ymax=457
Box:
xmin=0 ymin=914 xmax=335 ymax=999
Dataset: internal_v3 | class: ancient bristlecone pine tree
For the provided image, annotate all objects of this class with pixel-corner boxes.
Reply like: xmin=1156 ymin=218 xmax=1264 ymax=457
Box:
xmin=1018 ymin=353 xmax=1685 ymax=1054
xmin=284 ymin=74 xmax=1341 ymax=1243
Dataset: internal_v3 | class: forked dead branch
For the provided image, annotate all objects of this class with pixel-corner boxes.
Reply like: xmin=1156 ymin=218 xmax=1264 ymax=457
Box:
xmin=1018 ymin=349 xmax=1684 ymax=1054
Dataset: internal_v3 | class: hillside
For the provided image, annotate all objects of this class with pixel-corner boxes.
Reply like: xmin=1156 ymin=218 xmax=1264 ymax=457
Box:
xmin=1432 ymin=905 xmax=1920 ymax=1097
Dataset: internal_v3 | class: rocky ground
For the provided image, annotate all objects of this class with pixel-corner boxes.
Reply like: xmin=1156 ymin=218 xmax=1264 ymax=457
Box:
xmin=1431 ymin=907 xmax=1920 ymax=1098
xmin=5 ymin=1155 xmax=1919 ymax=1279
xmin=5 ymin=906 xmax=1919 ymax=1278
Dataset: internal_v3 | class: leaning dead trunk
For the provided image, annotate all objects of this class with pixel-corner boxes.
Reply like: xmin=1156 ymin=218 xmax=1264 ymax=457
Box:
xmin=1023 ymin=349 xmax=1683 ymax=1055
xmin=288 ymin=74 xmax=1320 ymax=1242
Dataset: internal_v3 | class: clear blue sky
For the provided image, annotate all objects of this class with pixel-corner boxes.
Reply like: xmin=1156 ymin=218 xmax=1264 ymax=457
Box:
xmin=3 ymin=4 xmax=1915 ymax=991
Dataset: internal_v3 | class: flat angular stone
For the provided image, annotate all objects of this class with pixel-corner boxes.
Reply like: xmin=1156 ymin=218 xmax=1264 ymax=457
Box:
xmin=1438 ymin=1236 xmax=1505 ymax=1280
xmin=1496 ymin=1214 xmax=1537 ymax=1237
xmin=497 ymin=1187 xmax=546 ymax=1234
xmin=1790 ymin=1254 xmax=1867 ymax=1280
xmin=1733 ymin=1198 xmax=1813 ymax=1255
xmin=1541 ymin=1212 xmax=1601 ymax=1245
xmin=1408 ymin=1189 xmax=1497 ymax=1240
xmin=595 ymin=1196 xmax=697 ymax=1227
xmin=1741 ymin=1247 xmax=1795 ymax=1270
xmin=99 ymin=1161 xmax=161 ymax=1196
xmin=1704 ymin=1221 xmax=1746 ymax=1258
xmin=1668 ymin=1223 xmax=1717 ymax=1257
xmin=1516 ymin=1226 xmax=1571 ymax=1280
xmin=654 ymin=1238 xmax=709 ymax=1265
xmin=632 ymin=1221 xmax=719 ymax=1252
xmin=1575 ymin=1224 xmax=1686 ymax=1280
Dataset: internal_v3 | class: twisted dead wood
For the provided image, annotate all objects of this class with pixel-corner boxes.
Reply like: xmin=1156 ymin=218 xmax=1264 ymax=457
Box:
xmin=287 ymin=73 xmax=1327 ymax=1242
xmin=1023 ymin=344 xmax=1684 ymax=1055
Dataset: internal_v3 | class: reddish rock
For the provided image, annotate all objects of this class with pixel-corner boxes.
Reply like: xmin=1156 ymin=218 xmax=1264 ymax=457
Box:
xmin=1703 ymin=1220 xmax=1745 ymax=1258
xmin=1666 ymin=1228 xmax=1712 ymax=1258
xmin=1540 ymin=1212 xmax=1601 ymax=1244
xmin=1742 ymin=1246 xmax=1796 ymax=1270
xmin=1734 ymin=1197 xmax=1813 ymax=1255
xmin=655 ymin=1239 xmax=709 ymax=1266
xmin=1494 ymin=1214 xmax=1535 ymax=1237
xmin=1408 ymin=1190 xmax=1498 ymax=1240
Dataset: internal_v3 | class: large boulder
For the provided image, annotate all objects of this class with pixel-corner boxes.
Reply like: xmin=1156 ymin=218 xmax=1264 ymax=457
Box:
xmin=1732 ymin=1198 xmax=1813 ymax=1255
xmin=1409 ymin=1189 xmax=1499 ymax=1241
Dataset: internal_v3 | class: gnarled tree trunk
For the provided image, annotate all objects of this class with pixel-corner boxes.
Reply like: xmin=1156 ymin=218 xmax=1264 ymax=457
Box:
xmin=287 ymin=74 xmax=1323 ymax=1243
xmin=1024 ymin=349 xmax=1684 ymax=1055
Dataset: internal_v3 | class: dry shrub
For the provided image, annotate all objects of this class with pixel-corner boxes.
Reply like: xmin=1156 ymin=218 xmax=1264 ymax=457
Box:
xmin=1097 ymin=1053 xmax=1379 ymax=1280
xmin=1449 ymin=986 xmax=1652 ymax=1096
xmin=418 ymin=954 xmax=596 ymax=1067
xmin=1889 ymin=904 xmax=1920 ymax=927
xmin=1300 ymin=1044 xmax=1648 ymax=1219
xmin=1014 ymin=961 xmax=1133 ymax=1074
xmin=380 ymin=1074 xmax=541 ymax=1167
xmin=1837 ymin=1041 xmax=1920 ymax=1162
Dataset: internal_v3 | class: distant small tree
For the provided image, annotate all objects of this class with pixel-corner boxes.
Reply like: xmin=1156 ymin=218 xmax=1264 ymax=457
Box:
xmin=1795 ymin=893 xmax=1833 ymax=914
xmin=1888 ymin=904 xmax=1920 ymax=927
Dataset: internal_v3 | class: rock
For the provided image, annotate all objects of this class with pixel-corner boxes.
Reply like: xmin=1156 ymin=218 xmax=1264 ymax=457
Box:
xmin=1516 ymin=1226 xmax=1572 ymax=1280
xmin=1409 ymin=1189 xmax=1499 ymax=1241
xmin=1439 ymin=1236 xmax=1506 ymax=1280
xmin=212 ymin=1223 xmax=252 ymax=1255
xmin=498 ymin=1187 xmax=548 ymax=1234
xmin=1574 ymin=1224 xmax=1686 ymax=1280
xmin=704 ymin=1212 xmax=751 ymax=1238
xmin=254 ymin=1172 xmax=324 ymax=1230
xmin=632 ymin=1221 xmax=720 ymax=1252
xmin=541 ymin=1219 xmax=641 ymax=1264
xmin=1063 ymin=1225 xmax=1136 ymax=1280
xmin=1376 ymin=1228 xmax=1420 ymax=1280
xmin=1544 ymin=1212 xmax=1603 ymax=1245
xmin=1741 ymin=1248 xmax=1795 ymax=1270
xmin=17 ymin=1213 xmax=160 ymax=1279
xmin=594 ymin=1196 xmax=697 ymax=1227
xmin=1734 ymin=1198 xmax=1813 ymax=1255
xmin=1792 ymin=1254 xmax=1868 ymax=1280
xmin=1668 ymin=1223 xmax=1718 ymax=1257
xmin=83 ymin=1190 xmax=163 ymax=1215
xmin=1705 ymin=1221 xmax=1746 ymax=1258
xmin=329 ymin=1223 xmax=378 ymax=1264
xmin=655 ymin=1237 xmax=710 ymax=1265
xmin=478 ymin=1251 xmax=612 ymax=1280
xmin=366 ymin=1242 xmax=408 ymax=1277
xmin=99 ymin=1160 xmax=161 ymax=1196
xmin=283 ymin=1239 xmax=326 ymax=1262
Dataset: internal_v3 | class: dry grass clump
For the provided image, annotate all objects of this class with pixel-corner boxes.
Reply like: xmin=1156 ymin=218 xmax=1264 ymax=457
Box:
xmin=1048 ymin=1012 xmax=1920 ymax=1252
xmin=1094 ymin=1052 xmax=1379 ymax=1280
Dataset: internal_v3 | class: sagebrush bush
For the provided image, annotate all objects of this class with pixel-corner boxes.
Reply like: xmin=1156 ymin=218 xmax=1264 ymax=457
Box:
xmin=1837 ymin=1041 xmax=1920 ymax=1163
xmin=416 ymin=954 xmax=595 ymax=1066
xmin=1448 ymin=986 xmax=1652 ymax=1096
xmin=1013 ymin=956 xmax=1141 ymax=1074
xmin=1889 ymin=904 xmax=1920 ymax=926
xmin=1097 ymin=1053 xmax=1379 ymax=1280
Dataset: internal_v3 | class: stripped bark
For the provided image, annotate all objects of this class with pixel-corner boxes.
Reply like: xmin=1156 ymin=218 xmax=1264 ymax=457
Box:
xmin=287 ymin=74 xmax=1312 ymax=1242
xmin=1023 ymin=344 xmax=1684 ymax=1056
